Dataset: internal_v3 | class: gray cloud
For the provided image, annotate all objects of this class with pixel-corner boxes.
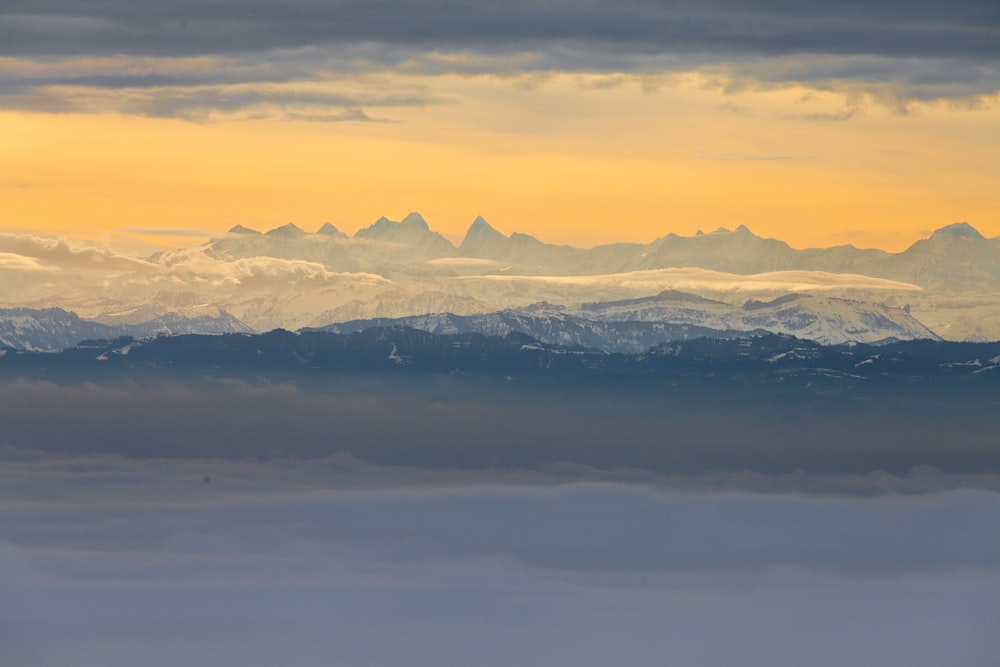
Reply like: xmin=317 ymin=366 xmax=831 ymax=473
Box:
xmin=2 ymin=1 xmax=997 ymax=60
xmin=1 ymin=463 xmax=999 ymax=667
xmin=0 ymin=79 xmax=435 ymax=121
xmin=0 ymin=1 xmax=996 ymax=118
xmin=2 ymin=373 xmax=999 ymax=666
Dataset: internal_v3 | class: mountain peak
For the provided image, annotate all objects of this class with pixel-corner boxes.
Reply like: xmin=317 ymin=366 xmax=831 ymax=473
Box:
xmin=355 ymin=216 xmax=399 ymax=239
xmin=459 ymin=216 xmax=508 ymax=255
xmin=930 ymin=222 xmax=984 ymax=241
xmin=466 ymin=216 xmax=504 ymax=238
xmin=469 ymin=215 xmax=495 ymax=232
xmin=317 ymin=222 xmax=346 ymax=237
xmin=228 ymin=224 xmax=260 ymax=235
xmin=400 ymin=212 xmax=430 ymax=231
xmin=266 ymin=223 xmax=306 ymax=237
xmin=704 ymin=225 xmax=754 ymax=237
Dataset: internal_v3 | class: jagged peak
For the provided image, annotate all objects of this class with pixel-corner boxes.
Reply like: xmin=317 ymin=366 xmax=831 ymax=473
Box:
xmin=228 ymin=224 xmax=260 ymax=235
xmin=465 ymin=216 xmax=504 ymax=237
xmin=317 ymin=222 xmax=346 ymax=237
xmin=266 ymin=223 xmax=306 ymax=237
xmin=469 ymin=215 xmax=496 ymax=232
xmin=400 ymin=212 xmax=430 ymax=231
xmin=700 ymin=225 xmax=755 ymax=237
xmin=355 ymin=215 xmax=398 ymax=238
xmin=930 ymin=221 xmax=984 ymax=240
xmin=460 ymin=215 xmax=506 ymax=250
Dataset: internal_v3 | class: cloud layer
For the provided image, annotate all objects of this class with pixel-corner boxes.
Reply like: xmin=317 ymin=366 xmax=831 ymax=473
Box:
xmin=2 ymin=374 xmax=998 ymax=666
xmin=2 ymin=448 xmax=999 ymax=667
xmin=1 ymin=0 xmax=997 ymax=119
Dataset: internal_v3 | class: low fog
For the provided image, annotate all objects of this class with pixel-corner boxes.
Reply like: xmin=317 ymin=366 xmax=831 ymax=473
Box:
xmin=0 ymin=377 xmax=996 ymax=475
xmin=2 ymin=377 xmax=998 ymax=666
xmin=1 ymin=451 xmax=999 ymax=667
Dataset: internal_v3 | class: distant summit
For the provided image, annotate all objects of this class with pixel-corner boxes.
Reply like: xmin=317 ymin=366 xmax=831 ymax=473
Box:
xmin=929 ymin=222 xmax=984 ymax=241
xmin=266 ymin=223 xmax=306 ymax=237
xmin=228 ymin=224 xmax=260 ymax=235
xmin=459 ymin=216 xmax=507 ymax=255
xmin=355 ymin=212 xmax=456 ymax=258
xmin=400 ymin=211 xmax=430 ymax=231
xmin=706 ymin=224 xmax=753 ymax=236
xmin=317 ymin=222 xmax=347 ymax=238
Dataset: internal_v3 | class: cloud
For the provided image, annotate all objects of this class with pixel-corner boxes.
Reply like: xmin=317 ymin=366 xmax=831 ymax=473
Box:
xmin=155 ymin=250 xmax=390 ymax=286
xmin=3 ymin=1 xmax=996 ymax=62
xmin=0 ymin=252 xmax=54 ymax=271
xmin=463 ymin=267 xmax=923 ymax=293
xmin=698 ymin=152 xmax=809 ymax=161
xmin=0 ymin=76 xmax=437 ymax=121
xmin=0 ymin=233 xmax=157 ymax=273
xmin=2 ymin=453 xmax=1000 ymax=667
xmin=426 ymin=257 xmax=503 ymax=267
xmin=0 ymin=1 xmax=996 ymax=119
xmin=2 ymin=373 xmax=999 ymax=665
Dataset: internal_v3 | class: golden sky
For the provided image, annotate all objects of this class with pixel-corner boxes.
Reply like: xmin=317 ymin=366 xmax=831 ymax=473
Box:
xmin=3 ymin=3 xmax=999 ymax=252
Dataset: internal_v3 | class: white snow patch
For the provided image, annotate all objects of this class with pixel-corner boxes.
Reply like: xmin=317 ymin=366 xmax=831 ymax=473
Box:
xmin=387 ymin=344 xmax=410 ymax=365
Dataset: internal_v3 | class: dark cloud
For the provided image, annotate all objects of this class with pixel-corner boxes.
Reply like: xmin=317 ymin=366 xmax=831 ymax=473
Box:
xmin=0 ymin=0 xmax=996 ymax=117
xmin=0 ymin=78 xmax=436 ymax=121
xmin=2 ymin=1 xmax=997 ymax=60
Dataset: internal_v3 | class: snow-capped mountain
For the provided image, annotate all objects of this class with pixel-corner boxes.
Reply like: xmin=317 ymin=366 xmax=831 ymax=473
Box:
xmin=876 ymin=222 xmax=1000 ymax=291
xmin=312 ymin=291 xmax=937 ymax=351
xmin=0 ymin=308 xmax=252 ymax=351
xmin=356 ymin=213 xmax=453 ymax=250
xmin=570 ymin=291 xmax=939 ymax=345
xmin=313 ymin=310 xmax=758 ymax=353
xmin=2 ymin=216 xmax=997 ymax=342
xmin=0 ymin=308 xmax=120 ymax=351
xmin=152 ymin=214 xmax=1000 ymax=295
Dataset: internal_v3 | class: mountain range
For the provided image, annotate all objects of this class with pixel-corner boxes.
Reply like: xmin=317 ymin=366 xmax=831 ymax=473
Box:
xmin=3 ymin=328 xmax=997 ymax=393
xmin=203 ymin=214 xmax=1000 ymax=291
xmin=314 ymin=291 xmax=936 ymax=351
xmin=0 ymin=307 xmax=251 ymax=351
xmin=1 ymin=289 xmax=934 ymax=352
xmin=2 ymin=214 xmax=999 ymax=343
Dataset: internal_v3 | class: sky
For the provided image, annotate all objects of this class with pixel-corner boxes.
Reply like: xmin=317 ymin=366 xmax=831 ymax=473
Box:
xmin=2 ymin=0 xmax=999 ymax=251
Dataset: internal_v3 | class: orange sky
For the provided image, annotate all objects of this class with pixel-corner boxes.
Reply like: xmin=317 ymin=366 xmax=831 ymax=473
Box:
xmin=3 ymin=74 xmax=998 ymax=252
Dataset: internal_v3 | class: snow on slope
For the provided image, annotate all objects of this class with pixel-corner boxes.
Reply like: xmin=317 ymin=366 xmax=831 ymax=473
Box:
xmin=572 ymin=292 xmax=938 ymax=345
xmin=314 ymin=291 xmax=938 ymax=350
xmin=3 ymin=219 xmax=997 ymax=340
xmin=0 ymin=308 xmax=253 ymax=351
